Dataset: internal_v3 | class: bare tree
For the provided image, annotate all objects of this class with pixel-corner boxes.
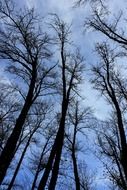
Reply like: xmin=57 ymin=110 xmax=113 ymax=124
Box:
xmin=30 ymin=127 xmax=54 ymax=190
xmin=0 ymin=0 xmax=55 ymax=184
xmin=65 ymin=101 xmax=92 ymax=190
xmin=95 ymin=118 xmax=127 ymax=189
xmin=38 ymin=14 xmax=85 ymax=190
xmin=91 ymin=42 xmax=127 ymax=188
xmin=6 ymin=101 xmax=51 ymax=190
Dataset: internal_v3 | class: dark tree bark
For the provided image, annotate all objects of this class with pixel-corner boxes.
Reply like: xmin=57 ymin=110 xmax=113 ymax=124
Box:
xmin=0 ymin=1 xmax=52 ymax=184
xmin=72 ymin=145 xmax=81 ymax=190
xmin=7 ymin=117 xmax=41 ymax=190
xmin=31 ymin=134 xmax=52 ymax=190
xmin=97 ymin=122 xmax=127 ymax=189
xmin=66 ymin=101 xmax=90 ymax=190
xmin=38 ymin=15 xmax=84 ymax=190
xmin=92 ymin=42 xmax=127 ymax=187
xmin=48 ymin=103 xmax=68 ymax=190
xmin=0 ymin=70 xmax=36 ymax=184
xmin=38 ymin=103 xmax=68 ymax=190
xmin=67 ymin=101 xmax=81 ymax=190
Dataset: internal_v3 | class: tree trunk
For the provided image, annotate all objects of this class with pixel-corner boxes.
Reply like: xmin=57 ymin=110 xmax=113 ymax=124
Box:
xmin=31 ymin=165 xmax=40 ymax=190
xmin=110 ymin=93 xmax=127 ymax=180
xmin=7 ymin=131 xmax=35 ymax=190
xmin=0 ymin=69 xmax=36 ymax=184
xmin=48 ymin=115 xmax=65 ymax=190
xmin=37 ymin=136 xmax=58 ymax=190
xmin=106 ymin=73 xmax=127 ymax=182
xmin=31 ymin=138 xmax=50 ymax=190
xmin=38 ymin=102 xmax=68 ymax=190
xmin=72 ymin=151 xmax=80 ymax=190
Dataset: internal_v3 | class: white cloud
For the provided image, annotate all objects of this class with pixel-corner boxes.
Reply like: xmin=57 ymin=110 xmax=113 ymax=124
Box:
xmin=25 ymin=0 xmax=37 ymax=9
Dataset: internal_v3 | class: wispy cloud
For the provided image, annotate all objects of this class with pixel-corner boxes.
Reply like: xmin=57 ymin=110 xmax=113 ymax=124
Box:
xmin=25 ymin=0 xmax=37 ymax=9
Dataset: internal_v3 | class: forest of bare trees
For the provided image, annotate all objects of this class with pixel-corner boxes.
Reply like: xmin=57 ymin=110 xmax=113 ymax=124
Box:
xmin=0 ymin=0 xmax=127 ymax=189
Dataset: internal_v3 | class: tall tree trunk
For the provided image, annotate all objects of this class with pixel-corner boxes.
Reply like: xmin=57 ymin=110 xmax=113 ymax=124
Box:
xmin=37 ymin=136 xmax=58 ymax=190
xmin=31 ymin=137 xmax=51 ymax=190
xmin=72 ymin=150 xmax=80 ymax=190
xmin=114 ymin=151 xmax=127 ymax=189
xmin=111 ymin=101 xmax=127 ymax=181
xmin=71 ymin=120 xmax=80 ymax=190
xmin=31 ymin=156 xmax=42 ymax=190
xmin=38 ymin=102 xmax=68 ymax=190
xmin=7 ymin=130 xmax=35 ymax=190
xmin=107 ymin=80 xmax=127 ymax=181
xmin=48 ymin=115 xmax=66 ymax=190
xmin=116 ymin=107 xmax=127 ymax=181
xmin=0 ymin=69 xmax=36 ymax=184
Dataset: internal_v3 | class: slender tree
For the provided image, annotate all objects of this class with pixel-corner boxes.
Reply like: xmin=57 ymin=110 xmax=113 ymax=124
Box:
xmin=0 ymin=0 xmax=54 ymax=184
xmin=95 ymin=118 xmax=127 ymax=189
xmin=7 ymin=102 xmax=50 ymax=190
xmin=31 ymin=130 xmax=54 ymax=190
xmin=66 ymin=101 xmax=92 ymax=190
xmin=91 ymin=42 xmax=127 ymax=188
xmin=38 ymin=15 xmax=85 ymax=190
